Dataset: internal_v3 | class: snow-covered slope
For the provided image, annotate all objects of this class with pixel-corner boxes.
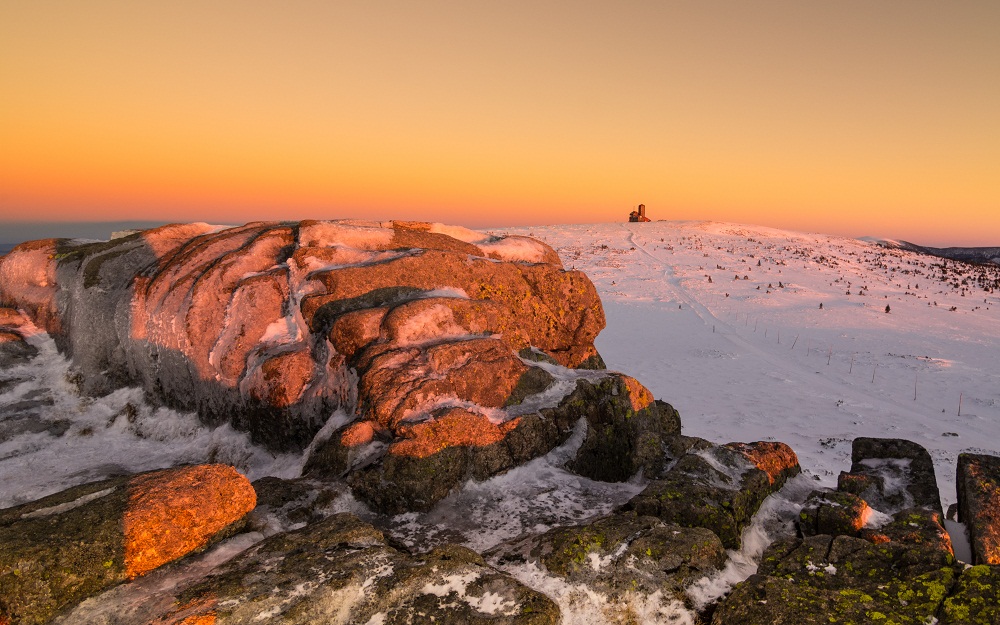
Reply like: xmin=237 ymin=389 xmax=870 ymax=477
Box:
xmin=496 ymin=220 xmax=1000 ymax=511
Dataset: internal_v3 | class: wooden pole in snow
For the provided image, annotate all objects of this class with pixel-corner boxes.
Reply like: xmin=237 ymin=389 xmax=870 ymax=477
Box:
xmin=958 ymin=392 xmax=963 ymax=416
xmin=791 ymin=335 xmax=799 ymax=349
xmin=872 ymin=364 xmax=877 ymax=384
xmin=914 ymin=372 xmax=918 ymax=401
xmin=827 ymin=346 xmax=833 ymax=365
xmin=850 ymin=353 xmax=855 ymax=374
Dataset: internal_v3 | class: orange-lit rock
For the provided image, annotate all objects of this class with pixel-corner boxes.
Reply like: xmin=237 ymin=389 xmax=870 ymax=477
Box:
xmin=799 ymin=490 xmax=873 ymax=537
xmin=621 ymin=375 xmax=655 ymax=411
xmin=327 ymin=306 xmax=388 ymax=359
xmin=124 ymin=465 xmax=256 ymax=579
xmin=726 ymin=441 xmax=801 ymax=486
xmin=340 ymin=420 xmax=377 ymax=447
xmin=0 ymin=466 xmax=254 ymax=624
xmin=390 ymin=409 xmax=522 ymax=459
xmin=379 ymin=296 xmax=518 ymax=348
xmin=1 ymin=220 xmax=634 ymax=514
xmin=0 ymin=330 xmax=22 ymax=344
xmin=357 ymin=338 xmax=529 ymax=429
xmin=0 ymin=307 xmax=29 ymax=328
xmin=302 ymin=247 xmax=603 ymax=368
xmin=246 ymin=347 xmax=315 ymax=408
xmin=0 ymin=239 xmax=61 ymax=334
xmin=957 ymin=452 xmax=1000 ymax=565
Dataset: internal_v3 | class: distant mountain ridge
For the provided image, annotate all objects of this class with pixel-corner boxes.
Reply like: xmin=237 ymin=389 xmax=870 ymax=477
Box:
xmin=898 ymin=242 xmax=1000 ymax=266
xmin=866 ymin=238 xmax=1000 ymax=265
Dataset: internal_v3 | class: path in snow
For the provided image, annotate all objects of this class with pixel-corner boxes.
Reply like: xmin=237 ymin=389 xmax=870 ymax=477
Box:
xmin=500 ymin=220 xmax=1000 ymax=509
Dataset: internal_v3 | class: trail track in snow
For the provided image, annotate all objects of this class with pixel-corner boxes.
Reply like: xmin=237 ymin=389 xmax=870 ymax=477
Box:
xmin=503 ymin=220 xmax=1000 ymax=507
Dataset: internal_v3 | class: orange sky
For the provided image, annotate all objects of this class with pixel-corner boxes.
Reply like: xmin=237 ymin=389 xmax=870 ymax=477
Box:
xmin=2 ymin=1 xmax=998 ymax=245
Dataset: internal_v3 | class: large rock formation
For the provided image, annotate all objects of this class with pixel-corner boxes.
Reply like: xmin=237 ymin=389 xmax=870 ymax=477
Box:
xmin=0 ymin=222 xmax=600 ymax=445
xmin=0 ymin=221 xmax=686 ymax=512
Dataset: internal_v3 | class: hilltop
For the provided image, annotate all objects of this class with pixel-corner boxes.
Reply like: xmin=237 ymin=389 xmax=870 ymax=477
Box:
xmin=498 ymin=220 xmax=1000 ymax=509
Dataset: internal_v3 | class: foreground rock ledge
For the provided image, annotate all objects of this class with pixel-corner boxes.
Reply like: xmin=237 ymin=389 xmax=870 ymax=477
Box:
xmin=0 ymin=465 xmax=255 ymax=625
xmin=106 ymin=513 xmax=561 ymax=625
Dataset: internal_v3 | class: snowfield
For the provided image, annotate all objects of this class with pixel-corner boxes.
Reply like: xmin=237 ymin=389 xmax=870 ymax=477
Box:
xmin=497 ymin=220 xmax=1000 ymax=511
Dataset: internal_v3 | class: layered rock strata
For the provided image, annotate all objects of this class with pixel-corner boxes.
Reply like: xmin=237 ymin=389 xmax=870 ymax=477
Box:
xmin=0 ymin=221 xmax=677 ymax=512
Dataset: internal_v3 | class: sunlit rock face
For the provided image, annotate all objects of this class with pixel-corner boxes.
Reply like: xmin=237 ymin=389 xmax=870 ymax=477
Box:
xmin=0 ymin=307 xmax=37 ymax=366
xmin=957 ymin=452 xmax=1000 ymax=565
xmin=0 ymin=220 xmax=660 ymax=512
xmin=0 ymin=465 xmax=254 ymax=625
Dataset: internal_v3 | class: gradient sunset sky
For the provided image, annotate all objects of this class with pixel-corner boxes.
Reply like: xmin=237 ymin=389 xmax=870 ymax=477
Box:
xmin=2 ymin=2 xmax=998 ymax=245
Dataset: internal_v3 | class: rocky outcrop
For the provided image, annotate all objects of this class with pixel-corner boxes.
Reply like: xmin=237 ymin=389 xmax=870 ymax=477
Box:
xmin=623 ymin=441 xmax=800 ymax=549
xmin=308 ymin=372 xmax=681 ymax=514
xmin=5 ymin=224 xmax=1000 ymax=623
xmin=712 ymin=515 xmax=957 ymax=625
xmin=0 ymin=465 xmax=254 ymax=625
xmin=488 ymin=511 xmax=726 ymax=617
xmin=710 ymin=438 xmax=993 ymax=624
xmin=940 ymin=564 xmax=1000 ymax=624
xmin=798 ymin=490 xmax=875 ymax=538
xmin=145 ymin=513 xmax=559 ymax=624
xmin=838 ymin=437 xmax=943 ymax=516
xmin=5 ymin=436 xmax=1000 ymax=624
xmin=714 ymin=506 xmax=1000 ymax=624
xmin=957 ymin=452 xmax=1000 ymax=565
xmin=0 ymin=221 xmax=647 ymax=512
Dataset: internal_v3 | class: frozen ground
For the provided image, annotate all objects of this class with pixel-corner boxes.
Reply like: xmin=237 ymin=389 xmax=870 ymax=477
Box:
xmin=498 ymin=220 xmax=1000 ymax=510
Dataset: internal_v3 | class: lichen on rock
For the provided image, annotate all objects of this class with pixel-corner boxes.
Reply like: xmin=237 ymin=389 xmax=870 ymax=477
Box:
xmin=0 ymin=465 xmax=254 ymax=625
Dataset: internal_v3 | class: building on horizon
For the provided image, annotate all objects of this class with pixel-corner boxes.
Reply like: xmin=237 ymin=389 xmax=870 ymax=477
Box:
xmin=628 ymin=204 xmax=651 ymax=222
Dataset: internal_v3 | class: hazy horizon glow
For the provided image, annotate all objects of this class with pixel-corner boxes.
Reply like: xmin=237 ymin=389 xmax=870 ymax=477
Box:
xmin=2 ymin=1 xmax=998 ymax=246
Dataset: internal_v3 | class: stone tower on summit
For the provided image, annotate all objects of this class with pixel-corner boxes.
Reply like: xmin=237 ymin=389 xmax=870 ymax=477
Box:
xmin=628 ymin=204 xmax=651 ymax=222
